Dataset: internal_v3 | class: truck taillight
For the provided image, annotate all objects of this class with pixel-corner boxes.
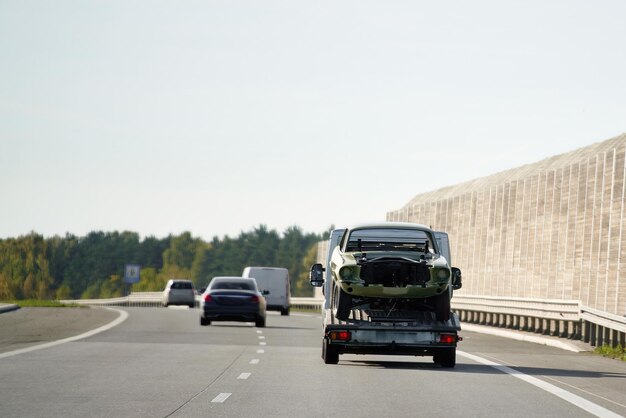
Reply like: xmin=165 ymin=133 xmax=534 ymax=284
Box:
xmin=204 ymin=294 xmax=213 ymax=302
xmin=328 ymin=331 xmax=351 ymax=341
xmin=439 ymin=334 xmax=457 ymax=344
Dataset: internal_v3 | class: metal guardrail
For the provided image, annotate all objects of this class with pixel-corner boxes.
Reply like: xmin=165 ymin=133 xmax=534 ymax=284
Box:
xmin=451 ymin=295 xmax=581 ymax=321
xmin=62 ymin=292 xmax=165 ymax=308
xmin=451 ymin=295 xmax=626 ymax=348
xmin=579 ymin=305 xmax=626 ymax=347
xmin=63 ymin=293 xmax=625 ymax=348
xmin=61 ymin=294 xmax=325 ymax=311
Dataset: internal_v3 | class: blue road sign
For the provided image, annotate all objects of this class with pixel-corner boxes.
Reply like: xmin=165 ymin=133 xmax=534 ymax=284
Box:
xmin=124 ymin=264 xmax=141 ymax=283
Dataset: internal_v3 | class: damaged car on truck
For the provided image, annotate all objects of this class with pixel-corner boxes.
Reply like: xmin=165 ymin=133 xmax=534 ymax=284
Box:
xmin=327 ymin=223 xmax=461 ymax=321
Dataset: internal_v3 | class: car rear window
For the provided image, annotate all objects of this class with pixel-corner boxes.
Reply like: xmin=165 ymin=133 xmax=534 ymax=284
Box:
xmin=171 ymin=281 xmax=193 ymax=290
xmin=212 ymin=281 xmax=254 ymax=290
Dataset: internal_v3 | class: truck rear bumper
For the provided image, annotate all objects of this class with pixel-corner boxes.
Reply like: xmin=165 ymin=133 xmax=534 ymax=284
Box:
xmin=330 ymin=342 xmax=454 ymax=357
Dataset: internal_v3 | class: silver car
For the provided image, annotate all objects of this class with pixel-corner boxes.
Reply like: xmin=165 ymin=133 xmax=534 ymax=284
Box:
xmin=162 ymin=279 xmax=196 ymax=308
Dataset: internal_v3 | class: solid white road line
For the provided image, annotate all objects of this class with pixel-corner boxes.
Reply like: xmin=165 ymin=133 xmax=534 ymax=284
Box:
xmin=458 ymin=351 xmax=622 ymax=418
xmin=249 ymin=359 xmax=260 ymax=364
xmin=237 ymin=373 xmax=251 ymax=380
xmin=0 ymin=308 xmax=129 ymax=360
xmin=461 ymin=323 xmax=584 ymax=352
xmin=211 ymin=393 xmax=232 ymax=403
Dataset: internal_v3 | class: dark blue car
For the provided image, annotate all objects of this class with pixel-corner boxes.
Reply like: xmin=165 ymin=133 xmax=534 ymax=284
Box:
xmin=200 ymin=277 xmax=267 ymax=327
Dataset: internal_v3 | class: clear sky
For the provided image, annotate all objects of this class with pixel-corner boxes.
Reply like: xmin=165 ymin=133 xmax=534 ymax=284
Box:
xmin=1 ymin=0 xmax=625 ymax=241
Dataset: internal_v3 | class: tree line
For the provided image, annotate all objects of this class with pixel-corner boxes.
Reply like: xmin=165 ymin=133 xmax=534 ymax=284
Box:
xmin=0 ymin=225 xmax=327 ymax=300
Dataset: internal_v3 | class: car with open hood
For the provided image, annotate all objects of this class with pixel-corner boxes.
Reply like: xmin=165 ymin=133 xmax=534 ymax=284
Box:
xmin=326 ymin=223 xmax=461 ymax=321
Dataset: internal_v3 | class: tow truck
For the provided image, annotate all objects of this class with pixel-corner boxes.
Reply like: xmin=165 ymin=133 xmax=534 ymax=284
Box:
xmin=310 ymin=223 xmax=462 ymax=367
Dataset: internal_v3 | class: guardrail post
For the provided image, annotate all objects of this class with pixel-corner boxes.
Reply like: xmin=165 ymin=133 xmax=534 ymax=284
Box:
xmin=520 ymin=316 xmax=528 ymax=331
xmin=590 ymin=322 xmax=597 ymax=346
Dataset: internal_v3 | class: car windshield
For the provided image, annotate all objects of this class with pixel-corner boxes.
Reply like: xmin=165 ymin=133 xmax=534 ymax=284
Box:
xmin=212 ymin=280 xmax=255 ymax=290
xmin=345 ymin=228 xmax=434 ymax=253
xmin=171 ymin=281 xmax=192 ymax=290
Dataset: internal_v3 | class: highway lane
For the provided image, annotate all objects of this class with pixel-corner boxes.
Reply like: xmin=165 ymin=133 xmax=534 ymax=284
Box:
xmin=1 ymin=307 xmax=625 ymax=417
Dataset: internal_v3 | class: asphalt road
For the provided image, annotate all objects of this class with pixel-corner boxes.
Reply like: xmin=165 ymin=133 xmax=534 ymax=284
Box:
xmin=1 ymin=307 xmax=625 ymax=418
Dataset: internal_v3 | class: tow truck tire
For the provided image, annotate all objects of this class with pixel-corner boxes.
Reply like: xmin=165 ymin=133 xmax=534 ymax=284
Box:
xmin=281 ymin=307 xmax=290 ymax=316
xmin=434 ymin=348 xmax=456 ymax=368
xmin=332 ymin=282 xmax=352 ymax=321
xmin=323 ymin=339 xmax=339 ymax=364
xmin=434 ymin=292 xmax=451 ymax=322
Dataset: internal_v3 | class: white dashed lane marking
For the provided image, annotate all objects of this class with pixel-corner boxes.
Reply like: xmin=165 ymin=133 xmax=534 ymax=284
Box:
xmin=211 ymin=393 xmax=232 ymax=403
xmin=205 ymin=329 xmax=266 ymax=406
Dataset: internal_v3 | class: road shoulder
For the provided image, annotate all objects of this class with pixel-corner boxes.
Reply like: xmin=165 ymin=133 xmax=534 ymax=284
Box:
xmin=0 ymin=306 xmax=120 ymax=354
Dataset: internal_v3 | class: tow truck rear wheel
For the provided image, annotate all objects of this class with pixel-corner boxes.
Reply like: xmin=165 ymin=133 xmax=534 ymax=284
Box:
xmin=322 ymin=338 xmax=339 ymax=364
xmin=433 ymin=348 xmax=456 ymax=368
xmin=332 ymin=281 xmax=352 ymax=321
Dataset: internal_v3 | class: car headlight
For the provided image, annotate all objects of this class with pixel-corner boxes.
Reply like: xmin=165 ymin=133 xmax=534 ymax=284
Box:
xmin=340 ymin=266 xmax=355 ymax=280
xmin=436 ymin=268 xmax=450 ymax=280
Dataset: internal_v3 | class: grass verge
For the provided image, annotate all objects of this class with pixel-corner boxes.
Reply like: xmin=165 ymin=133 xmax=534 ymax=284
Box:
xmin=0 ymin=299 xmax=83 ymax=308
xmin=594 ymin=344 xmax=626 ymax=361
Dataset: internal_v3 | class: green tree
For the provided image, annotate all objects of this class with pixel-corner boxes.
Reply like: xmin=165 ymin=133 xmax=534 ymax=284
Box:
xmin=295 ymin=243 xmax=319 ymax=296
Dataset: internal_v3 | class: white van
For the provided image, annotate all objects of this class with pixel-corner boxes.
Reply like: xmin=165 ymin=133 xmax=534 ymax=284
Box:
xmin=242 ymin=267 xmax=291 ymax=315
